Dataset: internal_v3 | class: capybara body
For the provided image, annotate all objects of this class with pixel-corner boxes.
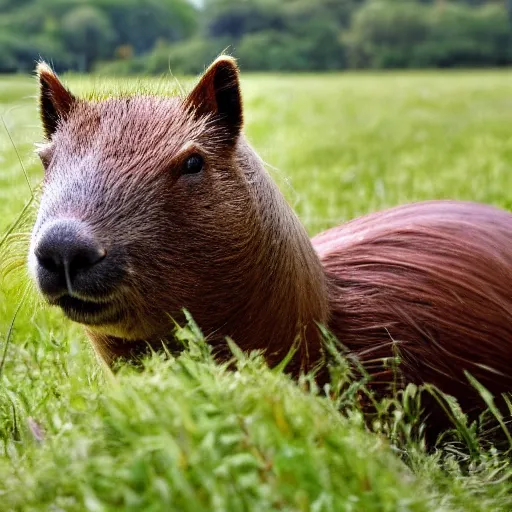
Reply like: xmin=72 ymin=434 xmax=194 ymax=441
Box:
xmin=30 ymin=57 xmax=512 ymax=431
xmin=315 ymin=200 xmax=512 ymax=417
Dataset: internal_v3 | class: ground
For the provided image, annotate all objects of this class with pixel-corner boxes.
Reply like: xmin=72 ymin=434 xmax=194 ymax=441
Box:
xmin=0 ymin=70 xmax=511 ymax=510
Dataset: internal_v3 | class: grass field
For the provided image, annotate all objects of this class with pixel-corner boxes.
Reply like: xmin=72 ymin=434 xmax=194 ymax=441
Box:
xmin=1 ymin=70 xmax=512 ymax=510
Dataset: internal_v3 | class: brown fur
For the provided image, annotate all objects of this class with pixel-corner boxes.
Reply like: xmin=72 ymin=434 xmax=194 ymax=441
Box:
xmin=315 ymin=201 xmax=512 ymax=412
xmin=30 ymin=59 xmax=512 ymax=430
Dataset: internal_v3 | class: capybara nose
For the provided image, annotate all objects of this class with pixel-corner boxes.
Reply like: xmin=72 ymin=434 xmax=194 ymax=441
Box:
xmin=34 ymin=219 xmax=106 ymax=297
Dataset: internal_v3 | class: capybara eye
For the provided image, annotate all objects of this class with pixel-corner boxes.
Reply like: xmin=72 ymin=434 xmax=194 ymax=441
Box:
xmin=182 ymin=154 xmax=204 ymax=175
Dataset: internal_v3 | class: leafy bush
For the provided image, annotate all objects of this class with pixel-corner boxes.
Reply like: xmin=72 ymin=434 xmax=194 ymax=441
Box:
xmin=95 ymin=38 xmax=232 ymax=76
xmin=151 ymin=38 xmax=232 ymax=75
xmin=237 ymin=31 xmax=313 ymax=71
xmin=345 ymin=0 xmax=512 ymax=69
xmin=345 ymin=1 xmax=432 ymax=69
xmin=206 ymin=0 xmax=285 ymax=39
xmin=416 ymin=3 xmax=512 ymax=67
xmin=0 ymin=32 xmax=71 ymax=73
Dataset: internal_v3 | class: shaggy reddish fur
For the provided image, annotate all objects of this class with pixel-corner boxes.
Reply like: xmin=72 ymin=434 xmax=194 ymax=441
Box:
xmin=315 ymin=200 xmax=512 ymax=416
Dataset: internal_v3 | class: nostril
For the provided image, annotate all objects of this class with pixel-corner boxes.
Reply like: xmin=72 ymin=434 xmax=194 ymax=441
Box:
xmin=36 ymin=252 xmax=62 ymax=273
xmin=71 ymin=246 xmax=107 ymax=273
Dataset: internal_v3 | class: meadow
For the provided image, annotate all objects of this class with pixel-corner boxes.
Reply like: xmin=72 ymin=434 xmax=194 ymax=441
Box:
xmin=1 ymin=70 xmax=512 ymax=510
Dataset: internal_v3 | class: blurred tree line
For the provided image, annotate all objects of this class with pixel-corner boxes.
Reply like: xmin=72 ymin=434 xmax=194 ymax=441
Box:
xmin=0 ymin=0 xmax=511 ymax=74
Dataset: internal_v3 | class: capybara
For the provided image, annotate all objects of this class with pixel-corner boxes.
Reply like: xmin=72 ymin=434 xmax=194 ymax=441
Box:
xmin=29 ymin=57 xmax=512 ymax=433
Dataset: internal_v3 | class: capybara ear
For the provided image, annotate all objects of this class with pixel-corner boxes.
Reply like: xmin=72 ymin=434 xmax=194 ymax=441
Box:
xmin=36 ymin=62 xmax=76 ymax=139
xmin=186 ymin=56 xmax=243 ymax=139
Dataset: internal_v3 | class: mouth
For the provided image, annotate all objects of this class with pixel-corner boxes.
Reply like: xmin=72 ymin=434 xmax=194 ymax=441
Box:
xmin=53 ymin=295 xmax=123 ymax=325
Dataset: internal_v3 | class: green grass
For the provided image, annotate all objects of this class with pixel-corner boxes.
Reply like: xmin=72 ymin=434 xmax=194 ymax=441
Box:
xmin=1 ymin=70 xmax=512 ymax=510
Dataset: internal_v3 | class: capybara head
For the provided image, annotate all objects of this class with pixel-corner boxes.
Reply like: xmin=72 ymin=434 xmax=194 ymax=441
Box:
xmin=29 ymin=57 xmax=328 ymax=365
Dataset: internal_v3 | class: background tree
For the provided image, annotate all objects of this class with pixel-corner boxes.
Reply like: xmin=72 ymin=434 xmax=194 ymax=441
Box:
xmin=61 ymin=6 xmax=115 ymax=72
